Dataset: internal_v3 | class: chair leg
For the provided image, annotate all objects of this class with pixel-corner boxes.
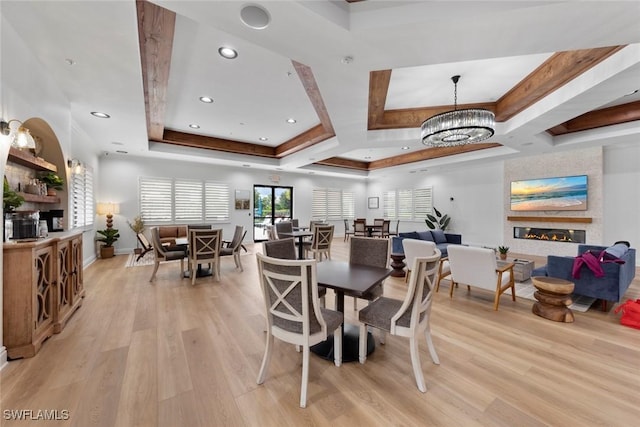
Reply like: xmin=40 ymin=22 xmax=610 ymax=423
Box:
xmin=353 ymin=298 xmax=357 ymax=311
xmin=191 ymin=261 xmax=197 ymax=286
xmin=256 ymin=334 xmax=273 ymax=385
xmin=300 ymin=346 xmax=310 ymax=408
xmin=449 ymin=281 xmax=456 ymax=298
xmin=424 ymin=328 xmax=440 ymax=365
xmin=405 ymin=270 xmax=411 ymax=283
xmin=235 ymin=253 xmax=243 ymax=272
xmin=149 ymin=261 xmax=160 ymax=282
xmin=409 ymin=336 xmax=426 ymax=393
xmin=358 ymin=323 xmax=368 ymax=364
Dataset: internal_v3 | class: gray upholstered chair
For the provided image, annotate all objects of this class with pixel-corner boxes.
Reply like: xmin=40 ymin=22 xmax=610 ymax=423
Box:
xmin=274 ymin=221 xmax=293 ymax=239
xmin=220 ymin=225 xmax=246 ymax=271
xmin=188 ymin=228 xmax=222 ymax=285
xmin=353 ymin=219 xmax=366 ymax=237
xmin=149 ymin=227 xmax=187 ymax=282
xmin=264 ymin=238 xmax=327 ymax=306
xmin=255 ymin=253 xmax=343 ymax=408
xmin=347 ymin=237 xmax=390 ymax=310
xmin=358 ymin=253 xmax=441 ymax=392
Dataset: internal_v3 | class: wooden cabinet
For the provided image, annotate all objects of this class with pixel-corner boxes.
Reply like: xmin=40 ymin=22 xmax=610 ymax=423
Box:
xmin=54 ymin=233 xmax=84 ymax=333
xmin=3 ymin=230 xmax=84 ymax=358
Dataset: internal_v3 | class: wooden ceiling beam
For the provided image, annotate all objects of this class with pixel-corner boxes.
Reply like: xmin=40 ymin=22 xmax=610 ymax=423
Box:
xmin=161 ymin=130 xmax=276 ymax=157
xmin=315 ymin=157 xmax=369 ymax=171
xmin=548 ymin=100 xmax=640 ymax=135
xmin=136 ymin=0 xmax=175 ymax=141
xmin=276 ymin=125 xmax=333 ymax=157
xmin=368 ymin=143 xmax=502 ymax=170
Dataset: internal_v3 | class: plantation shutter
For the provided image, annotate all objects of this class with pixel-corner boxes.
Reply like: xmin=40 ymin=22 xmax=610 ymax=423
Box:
xmin=205 ymin=182 xmax=230 ymax=221
xmin=342 ymin=191 xmax=355 ymax=218
xmin=397 ymin=189 xmax=413 ymax=220
xmin=139 ymin=177 xmax=173 ymax=223
xmin=383 ymin=191 xmax=396 ymax=218
xmin=413 ymin=187 xmax=433 ymax=219
xmin=326 ymin=189 xmax=342 ymax=220
xmin=175 ymin=179 xmax=203 ymax=222
xmin=311 ymin=189 xmax=327 ymax=219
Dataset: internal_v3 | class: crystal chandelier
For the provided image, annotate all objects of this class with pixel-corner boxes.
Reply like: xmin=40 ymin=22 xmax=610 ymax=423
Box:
xmin=421 ymin=75 xmax=495 ymax=147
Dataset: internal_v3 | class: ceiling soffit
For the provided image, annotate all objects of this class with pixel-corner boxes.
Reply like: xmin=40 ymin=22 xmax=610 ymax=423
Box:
xmin=137 ymin=1 xmax=636 ymax=173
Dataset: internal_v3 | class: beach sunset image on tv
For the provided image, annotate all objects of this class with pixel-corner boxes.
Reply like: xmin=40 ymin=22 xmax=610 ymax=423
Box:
xmin=510 ymin=175 xmax=588 ymax=211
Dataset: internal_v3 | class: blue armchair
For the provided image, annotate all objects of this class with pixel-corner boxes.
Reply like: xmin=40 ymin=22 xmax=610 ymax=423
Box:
xmin=534 ymin=244 xmax=636 ymax=309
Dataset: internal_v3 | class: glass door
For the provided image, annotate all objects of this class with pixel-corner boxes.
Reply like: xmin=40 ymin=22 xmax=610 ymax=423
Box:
xmin=253 ymin=185 xmax=293 ymax=241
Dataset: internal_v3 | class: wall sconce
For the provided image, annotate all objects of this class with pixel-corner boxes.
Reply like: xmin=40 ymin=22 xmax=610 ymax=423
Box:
xmin=0 ymin=119 xmax=36 ymax=149
xmin=96 ymin=202 xmax=120 ymax=230
xmin=67 ymin=158 xmax=83 ymax=174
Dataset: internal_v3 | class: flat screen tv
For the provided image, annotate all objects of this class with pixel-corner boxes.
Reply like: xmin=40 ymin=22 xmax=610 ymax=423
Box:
xmin=510 ymin=175 xmax=588 ymax=211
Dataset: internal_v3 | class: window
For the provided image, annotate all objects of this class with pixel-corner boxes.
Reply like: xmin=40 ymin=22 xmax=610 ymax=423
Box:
xmin=311 ymin=188 xmax=354 ymax=220
xmin=139 ymin=176 xmax=229 ymax=223
xmin=383 ymin=187 xmax=433 ymax=220
xmin=70 ymin=166 xmax=94 ymax=228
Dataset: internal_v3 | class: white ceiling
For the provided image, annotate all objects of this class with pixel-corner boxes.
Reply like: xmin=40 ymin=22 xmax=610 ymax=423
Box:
xmin=2 ymin=1 xmax=640 ymax=178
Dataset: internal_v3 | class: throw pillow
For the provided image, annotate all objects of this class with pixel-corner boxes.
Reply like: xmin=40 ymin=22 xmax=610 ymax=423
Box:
xmin=604 ymin=243 xmax=629 ymax=260
xmin=417 ymin=231 xmax=434 ymax=242
xmin=399 ymin=231 xmax=420 ymax=240
xmin=431 ymin=229 xmax=447 ymax=244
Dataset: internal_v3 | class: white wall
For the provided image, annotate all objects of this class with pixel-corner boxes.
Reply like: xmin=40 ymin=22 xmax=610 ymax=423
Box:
xmin=367 ymin=164 xmax=504 ymax=246
xmin=98 ymin=155 xmax=368 ymax=253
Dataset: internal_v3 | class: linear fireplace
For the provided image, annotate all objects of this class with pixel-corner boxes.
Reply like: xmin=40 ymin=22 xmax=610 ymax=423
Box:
xmin=513 ymin=227 xmax=586 ymax=243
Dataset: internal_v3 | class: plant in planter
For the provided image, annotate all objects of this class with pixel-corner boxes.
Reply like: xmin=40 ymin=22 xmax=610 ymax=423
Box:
xmin=425 ymin=207 xmax=451 ymax=231
xmin=127 ymin=215 xmax=145 ymax=254
xmin=40 ymin=172 xmax=64 ymax=195
xmin=96 ymin=228 xmax=120 ymax=259
xmin=498 ymin=246 xmax=510 ymax=260
xmin=3 ymin=178 xmax=25 ymax=214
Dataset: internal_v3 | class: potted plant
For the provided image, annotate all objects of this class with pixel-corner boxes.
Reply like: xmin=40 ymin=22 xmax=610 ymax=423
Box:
xmin=40 ymin=172 xmax=64 ymax=196
xmin=127 ymin=215 xmax=145 ymax=255
xmin=425 ymin=207 xmax=451 ymax=231
xmin=96 ymin=228 xmax=120 ymax=259
xmin=3 ymin=178 xmax=25 ymax=215
xmin=498 ymin=246 xmax=510 ymax=260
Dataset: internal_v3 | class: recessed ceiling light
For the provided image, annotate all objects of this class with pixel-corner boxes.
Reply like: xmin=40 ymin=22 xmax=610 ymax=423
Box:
xmin=115 ymin=150 xmax=128 ymax=154
xmin=189 ymin=124 xmax=200 ymax=129
xmin=259 ymin=137 xmax=268 ymax=141
xmin=242 ymin=164 xmax=251 ymax=168
xmin=111 ymin=142 xmax=124 ymax=146
xmin=401 ymin=146 xmax=410 ymax=150
xmin=240 ymin=5 xmax=271 ymax=30
xmin=65 ymin=58 xmax=75 ymax=66
xmin=286 ymin=118 xmax=297 ymax=124
xmin=199 ymin=96 xmax=214 ymax=103
xmin=218 ymin=47 xmax=238 ymax=59
xmin=91 ymin=111 xmax=110 ymax=118
xmin=341 ymin=56 xmax=354 ymax=65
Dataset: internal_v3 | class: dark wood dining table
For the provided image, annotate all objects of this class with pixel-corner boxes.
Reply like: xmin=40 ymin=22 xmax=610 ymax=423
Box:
xmin=312 ymin=260 xmax=393 ymax=362
xmin=278 ymin=230 xmax=313 ymax=259
xmin=354 ymin=222 xmax=382 ymax=237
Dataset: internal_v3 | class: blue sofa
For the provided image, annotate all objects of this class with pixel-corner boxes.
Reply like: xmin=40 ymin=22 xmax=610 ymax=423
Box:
xmin=391 ymin=230 xmax=462 ymax=257
xmin=532 ymin=244 xmax=636 ymax=308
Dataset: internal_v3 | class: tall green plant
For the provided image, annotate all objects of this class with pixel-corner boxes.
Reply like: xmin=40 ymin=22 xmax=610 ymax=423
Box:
xmin=425 ymin=207 xmax=451 ymax=231
xmin=96 ymin=228 xmax=120 ymax=247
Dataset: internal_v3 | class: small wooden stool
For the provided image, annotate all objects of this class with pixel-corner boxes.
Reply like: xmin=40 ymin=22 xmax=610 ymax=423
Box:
xmin=531 ymin=276 xmax=575 ymax=323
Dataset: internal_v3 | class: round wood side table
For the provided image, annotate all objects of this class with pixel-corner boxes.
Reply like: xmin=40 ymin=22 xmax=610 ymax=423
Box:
xmin=389 ymin=253 xmax=406 ymax=277
xmin=531 ymin=276 xmax=575 ymax=323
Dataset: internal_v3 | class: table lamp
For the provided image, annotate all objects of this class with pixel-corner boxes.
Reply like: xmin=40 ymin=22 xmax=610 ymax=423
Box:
xmin=97 ymin=202 xmax=120 ymax=229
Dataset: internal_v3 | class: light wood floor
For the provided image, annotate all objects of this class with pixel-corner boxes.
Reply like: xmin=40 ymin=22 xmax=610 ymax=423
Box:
xmin=2 ymin=239 xmax=639 ymax=426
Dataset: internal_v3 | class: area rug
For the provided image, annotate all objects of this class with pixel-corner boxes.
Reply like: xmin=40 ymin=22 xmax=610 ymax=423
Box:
xmin=125 ymin=253 xmax=161 ymax=267
xmin=440 ymin=279 xmax=596 ymax=312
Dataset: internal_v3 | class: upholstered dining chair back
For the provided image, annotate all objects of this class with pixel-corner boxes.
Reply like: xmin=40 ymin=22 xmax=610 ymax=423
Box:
xmin=220 ymin=225 xmax=245 ymax=271
xmin=349 ymin=237 xmax=389 ymax=269
xmin=255 ymin=253 xmax=343 ymax=408
xmin=263 ymin=238 xmax=297 ymax=260
xmin=275 ymin=221 xmax=293 ymax=239
xmin=149 ymin=227 xmax=187 ymax=282
xmin=402 ymin=239 xmax=437 ymax=282
xmin=188 ymin=228 xmax=222 ymax=284
xmin=447 ymin=245 xmax=515 ymax=310
xmin=348 ymin=237 xmax=390 ymax=309
xmin=291 ymin=219 xmax=299 ymax=228
xmin=357 ymin=253 xmax=441 ymax=392
xmin=354 ymin=219 xmax=366 ymax=236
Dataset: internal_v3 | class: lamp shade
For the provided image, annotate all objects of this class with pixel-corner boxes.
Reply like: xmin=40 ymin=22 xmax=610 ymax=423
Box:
xmin=97 ymin=202 xmax=120 ymax=215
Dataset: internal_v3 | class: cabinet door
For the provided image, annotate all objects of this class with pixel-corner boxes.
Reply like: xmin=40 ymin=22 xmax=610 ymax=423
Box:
xmin=33 ymin=245 xmax=54 ymax=335
xmin=71 ymin=236 xmax=84 ymax=299
xmin=56 ymin=239 xmax=72 ymax=317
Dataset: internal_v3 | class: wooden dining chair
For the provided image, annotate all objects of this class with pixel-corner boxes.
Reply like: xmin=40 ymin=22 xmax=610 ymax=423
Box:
xmin=220 ymin=225 xmax=245 ymax=272
xmin=135 ymin=232 xmax=154 ymax=261
xmin=149 ymin=227 xmax=187 ymax=282
xmin=343 ymin=218 xmax=354 ymax=242
xmin=402 ymin=239 xmax=437 ymax=283
xmin=306 ymin=224 xmax=334 ymax=261
xmin=255 ymin=253 xmax=343 ymax=408
xmin=358 ymin=254 xmax=441 ymax=392
xmin=263 ymin=238 xmax=327 ymax=307
xmin=188 ymin=228 xmax=222 ymax=285
xmin=353 ymin=219 xmax=366 ymax=237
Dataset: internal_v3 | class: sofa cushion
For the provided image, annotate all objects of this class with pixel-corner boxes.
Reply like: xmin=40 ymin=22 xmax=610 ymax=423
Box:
xmin=417 ymin=231 xmax=434 ymax=242
xmin=604 ymin=243 xmax=629 ymax=260
xmin=399 ymin=231 xmax=420 ymax=240
xmin=431 ymin=229 xmax=447 ymax=244
xmin=176 ymin=226 xmax=188 ymax=238
xmin=159 ymin=226 xmax=178 ymax=239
